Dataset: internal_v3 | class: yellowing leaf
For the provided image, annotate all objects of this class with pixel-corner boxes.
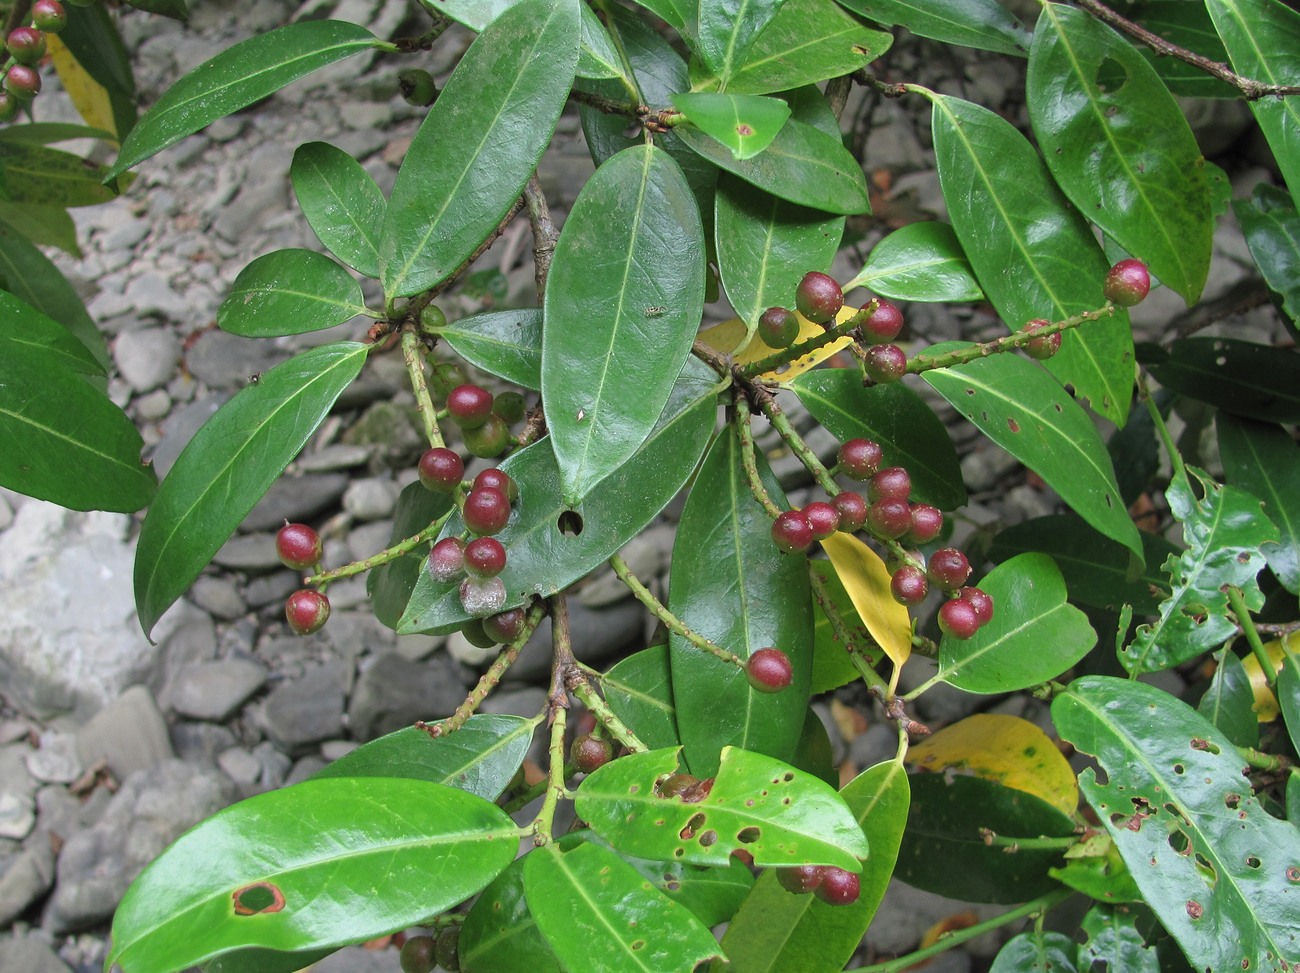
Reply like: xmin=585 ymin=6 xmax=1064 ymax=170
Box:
xmin=48 ymin=35 xmax=118 ymax=140
xmin=906 ymin=713 xmax=1079 ymax=816
xmin=1240 ymin=630 xmax=1300 ymax=722
xmin=697 ymin=305 xmax=856 ymax=382
xmin=820 ymin=533 xmax=911 ymax=667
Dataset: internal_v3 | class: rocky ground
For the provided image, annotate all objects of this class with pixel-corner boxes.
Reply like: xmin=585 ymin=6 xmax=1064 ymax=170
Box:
xmin=0 ymin=1 xmax=1284 ymax=971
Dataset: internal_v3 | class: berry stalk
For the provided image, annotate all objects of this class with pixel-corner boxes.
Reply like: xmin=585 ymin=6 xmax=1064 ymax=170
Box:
xmin=531 ymin=703 xmax=568 ymax=846
xmin=738 ymin=314 xmax=864 ymax=379
xmin=305 ymin=509 xmax=453 ymax=586
xmin=746 ymin=381 xmax=839 ymax=497
xmin=807 ymin=567 xmax=890 ymax=698
xmin=733 ymin=390 xmax=784 ymax=519
xmin=401 ymin=326 xmax=447 ymax=449
xmin=609 ymin=553 xmax=743 ymax=668
xmin=904 ymin=306 xmax=1116 ymax=375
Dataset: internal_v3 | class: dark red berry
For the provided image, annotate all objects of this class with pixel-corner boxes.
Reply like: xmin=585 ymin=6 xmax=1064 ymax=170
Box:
xmin=868 ymin=466 xmax=911 ymax=502
xmin=864 ymin=343 xmax=907 ymax=383
xmin=838 ymin=439 xmax=882 ymax=480
xmin=861 ymin=299 xmax=904 ymax=343
xmin=757 ymin=306 xmax=799 ymax=349
xmin=771 ymin=510 xmax=814 ymax=554
xmin=802 ymin=501 xmax=841 ymax=540
xmin=459 ymin=576 xmax=507 ymax=617
xmin=905 ymin=504 xmax=944 ymax=545
xmin=446 ymin=384 xmax=494 ymax=429
xmin=959 ymin=586 xmax=994 ymax=625
xmin=463 ymin=486 xmax=510 ymax=536
xmin=31 ymin=0 xmax=67 ymax=33
xmin=285 ymin=589 xmax=330 ymax=635
xmin=890 ymin=565 xmax=929 ymax=605
xmin=938 ymin=597 xmax=980 ymax=640
xmin=832 ymin=491 xmax=867 ymax=532
xmin=815 ymin=867 xmax=861 ymax=906
xmin=472 ymin=468 xmax=518 ymax=502
xmin=5 ymin=65 xmax=40 ymax=99
xmin=428 ymin=537 xmax=466 ymax=582
xmin=746 ymin=648 xmax=793 ymax=693
xmin=1103 ymin=258 xmax=1151 ymax=307
xmin=417 ymin=447 xmax=464 ymax=492
xmin=7 ymin=28 xmax=46 ymax=65
xmin=868 ymin=498 xmax=912 ymax=539
xmin=484 ymin=607 xmax=526 ymax=643
xmin=462 ymin=413 xmax=511 ymax=458
xmin=777 ymin=865 xmax=823 ymax=895
xmin=275 ymin=522 xmax=322 ymax=570
xmin=398 ymin=68 xmax=437 ymax=106
xmin=464 ymin=536 xmax=507 ymax=578
xmin=494 ymin=390 xmax=526 ymax=425
xmin=795 ymin=271 xmax=843 ymax=324
xmin=927 ymin=548 xmax=971 ymax=593
xmin=571 ymin=733 xmax=614 ymax=773
xmin=1022 ymin=319 xmax=1061 ymax=360
xmin=435 ymin=928 xmax=460 ymax=972
xmin=399 ymin=935 xmax=437 ymax=973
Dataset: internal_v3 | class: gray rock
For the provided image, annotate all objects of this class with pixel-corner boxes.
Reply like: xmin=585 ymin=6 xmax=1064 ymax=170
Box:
xmin=261 ymin=664 xmax=348 ymax=752
xmin=296 ymin=444 xmax=374 ymax=473
xmin=347 ymin=653 xmax=468 ymax=741
xmin=0 ymin=841 xmax=56 ymax=927
xmin=99 ymin=214 xmax=150 ymax=251
xmin=36 ymin=782 xmax=111 ymax=843
xmin=394 ymin=633 xmax=441 ymax=662
xmin=242 ymin=571 xmax=301 ymax=610
xmin=125 ymin=271 xmax=189 ymax=320
xmin=217 ymin=747 xmax=261 ymax=788
xmin=75 ymin=685 xmax=175 ymax=781
xmin=240 ymin=473 xmax=350 ymax=533
xmin=170 ymin=659 xmax=267 ymax=721
xmin=285 ymin=755 xmax=327 ymax=786
xmin=342 ymin=477 xmax=400 ymax=522
xmin=578 ymin=525 xmax=674 ymax=608
xmin=0 ymin=745 xmax=35 ymax=800
xmin=345 ymin=519 xmax=394 ymax=561
xmin=45 ymin=760 xmax=238 ymax=933
xmin=0 ymin=935 xmax=72 ymax=973
xmin=0 ymin=792 xmax=34 ymax=840
xmin=190 ymin=575 xmax=248 ymax=620
xmin=185 ymin=329 xmax=289 ymax=389
xmin=25 ymin=732 xmax=82 ymax=784
xmin=152 ymin=604 xmax=218 ymax=708
xmin=323 ymin=575 xmax=368 ymax=612
xmin=320 ymin=740 xmax=358 ymax=761
xmin=213 ymin=532 xmax=288 ymax=572
xmin=133 ymin=388 xmax=172 ymax=421
xmin=113 ymin=327 xmax=181 ymax=394
xmin=170 ymin=721 xmax=238 ymax=766
xmin=508 ymin=598 xmax=646 ymax=683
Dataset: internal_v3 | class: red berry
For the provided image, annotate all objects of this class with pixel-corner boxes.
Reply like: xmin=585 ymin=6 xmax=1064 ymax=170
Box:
xmin=484 ymin=607 xmax=526 ymax=643
xmin=462 ymin=486 xmax=510 ymax=536
xmin=446 ymin=384 xmax=494 ymax=429
xmin=959 ymin=586 xmax=995 ymax=625
xmin=777 ymin=865 xmax=823 ymax=895
xmin=868 ymin=466 xmax=911 ymax=502
xmin=459 ymin=576 xmax=507 ymax=617
xmin=275 ymin=522 xmax=322 ymax=570
xmin=838 ymin=439 xmax=882 ymax=480
xmin=746 ymin=648 xmax=793 ymax=693
xmin=464 ymin=536 xmax=507 ymax=578
xmin=462 ymin=413 xmax=511 ymax=458
xmin=861 ymin=299 xmax=904 ymax=343
xmin=285 ymin=589 xmax=330 ymax=635
xmin=771 ymin=510 xmax=814 ymax=554
xmin=815 ymin=867 xmax=861 ymax=906
xmin=417 ymin=447 xmax=464 ymax=492
xmin=7 ymin=28 xmax=46 ymax=65
xmin=1022 ymin=319 xmax=1061 ymax=360
xmin=905 ymin=504 xmax=944 ymax=545
xmin=938 ymin=597 xmax=980 ymax=640
xmin=5 ymin=64 xmax=40 ymax=99
xmin=571 ymin=733 xmax=613 ymax=773
xmin=927 ymin=548 xmax=971 ymax=593
xmin=890 ymin=565 xmax=929 ymax=605
xmin=472 ymin=468 xmax=518 ymax=502
xmin=399 ymin=935 xmax=436 ymax=973
xmin=795 ymin=271 xmax=843 ymax=324
xmin=868 ymin=498 xmax=912 ymax=539
xmin=832 ymin=491 xmax=867 ymax=532
xmin=427 ymin=537 xmax=466 ymax=582
xmin=31 ymin=0 xmax=67 ymax=33
xmin=802 ymin=501 xmax=841 ymax=540
xmin=757 ymin=306 xmax=800 ymax=349
xmin=864 ymin=343 xmax=907 ymax=383
xmin=1103 ymin=258 xmax=1151 ymax=307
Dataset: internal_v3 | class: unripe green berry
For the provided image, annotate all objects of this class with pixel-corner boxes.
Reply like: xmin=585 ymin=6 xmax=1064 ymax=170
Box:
xmin=460 ymin=617 xmax=498 ymax=648
xmin=462 ymin=413 xmax=511 ymax=458
xmin=435 ymin=927 xmax=461 ymax=971
xmin=430 ymin=361 xmax=469 ymax=400
xmin=398 ymin=68 xmax=438 ymax=107
xmin=418 ymin=303 xmax=447 ymax=333
xmin=0 ymin=93 xmax=17 ymax=122
xmin=493 ymin=390 xmax=526 ymax=424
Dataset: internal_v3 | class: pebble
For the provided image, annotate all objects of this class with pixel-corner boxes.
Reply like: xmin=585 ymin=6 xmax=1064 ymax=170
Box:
xmin=320 ymin=740 xmax=358 ymax=761
xmin=169 ymin=722 xmax=238 ymax=767
xmin=36 ymin=783 xmax=112 ymax=844
xmin=185 ymin=329 xmax=289 ymax=390
xmin=243 ymin=572 xmax=303 ymax=610
xmin=133 ymin=388 xmax=172 ymax=421
xmin=75 ymin=686 xmax=176 ymax=781
xmin=0 ymin=936 xmax=73 ymax=973
xmin=260 ymin=663 xmax=348 ymax=752
xmin=296 ymin=444 xmax=374 ymax=473
xmin=190 ymin=575 xmax=248 ymax=620
xmin=347 ymin=652 xmax=469 ymax=741
xmin=0 ymin=841 xmax=56 ymax=927
xmin=342 ymin=477 xmax=401 ymax=521
xmin=212 ymin=532 xmax=288 ymax=572
xmin=125 ymin=271 xmax=189 ymax=321
xmin=240 ymin=473 xmax=350 ymax=533
xmin=25 ymin=732 xmax=82 ymax=784
xmin=217 ymin=747 xmax=261 ymax=788
xmin=169 ymin=659 xmax=267 ymax=721
xmin=113 ymin=327 xmax=181 ymax=393
xmin=99 ymin=214 xmax=150 ymax=251
xmin=0 ymin=792 xmax=35 ymax=841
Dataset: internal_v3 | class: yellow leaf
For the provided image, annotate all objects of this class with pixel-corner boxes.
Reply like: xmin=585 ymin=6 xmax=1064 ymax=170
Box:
xmin=697 ymin=305 xmax=856 ymax=382
xmin=1240 ymin=630 xmax=1300 ymax=723
xmin=820 ymin=533 xmax=911 ymax=668
xmin=48 ymin=34 xmax=118 ymax=140
xmin=906 ymin=713 xmax=1079 ymax=816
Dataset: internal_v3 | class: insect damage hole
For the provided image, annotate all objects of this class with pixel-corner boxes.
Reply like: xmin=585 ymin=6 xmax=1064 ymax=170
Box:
xmin=232 ymin=882 xmax=285 ymax=916
xmin=557 ymin=510 xmax=584 ymax=536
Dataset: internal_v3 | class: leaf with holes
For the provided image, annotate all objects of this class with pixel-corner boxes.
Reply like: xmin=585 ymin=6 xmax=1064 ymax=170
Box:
xmin=604 ymin=645 xmax=681 ymax=751
xmin=845 ymin=220 xmax=984 ymax=302
xmin=672 ymin=92 xmax=790 ymax=160
xmin=1077 ymin=904 xmax=1161 ymax=973
xmin=436 ymin=309 xmax=542 ymax=390
xmin=1121 ymin=467 xmax=1276 ymax=675
xmin=833 ymin=0 xmax=1031 ymax=56
xmin=576 ymin=746 xmax=868 ymax=870
xmin=217 ymin=250 xmax=368 ymax=337
xmin=290 ymin=142 xmax=385 ymax=278
xmin=1217 ymin=413 xmax=1300 ymax=595
xmin=819 ymin=533 xmax=912 ymax=669
xmin=107 ymin=778 xmax=518 ymax=973
xmin=1053 ymin=676 xmax=1300 ymax=973
xmin=1145 ymin=337 xmax=1300 ymax=424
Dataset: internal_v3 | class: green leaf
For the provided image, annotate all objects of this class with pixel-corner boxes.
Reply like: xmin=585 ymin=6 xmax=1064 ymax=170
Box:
xmin=1121 ymin=468 xmax=1276 ymax=675
xmin=106 ymin=21 xmax=380 ymax=179
xmin=716 ymin=760 xmax=909 ymax=973
xmin=926 ymin=93 xmax=1135 ymax=426
xmin=217 ymin=250 xmax=367 ymax=338
xmin=434 ymin=308 xmax=542 ymax=390
xmin=107 ymin=778 xmax=518 ymax=973
xmin=936 ymin=553 xmax=1097 ymax=694
xmin=809 ymin=560 xmax=880 ymax=694
xmin=0 ymin=288 xmax=104 ymax=379
xmin=1280 ymin=652 xmax=1300 ymax=758
xmin=524 ymin=842 xmax=724 ymax=973
xmin=313 ymin=715 xmax=534 ymax=801
xmin=134 ymin=342 xmax=368 ymax=638
xmin=542 ymin=144 xmax=705 ymax=505
xmin=677 ymin=116 xmax=870 ymax=215
xmin=922 ymin=344 xmax=1141 ymax=556
xmin=1218 ymin=413 xmax=1300 ymax=595
xmin=366 ymin=482 xmax=452 ymax=631
xmin=1198 ymin=649 xmax=1259 ymax=750
xmin=1146 ymin=337 xmax=1300 ymax=424
xmin=398 ymin=361 xmax=718 ymax=634
xmin=576 ymin=746 xmax=869 ymax=869
xmin=668 ymin=426 xmax=812 ymax=777
xmin=1078 ymin=904 xmax=1161 ymax=973
xmin=381 ymin=0 xmax=578 ymax=298
xmin=991 ymin=931 xmax=1079 ymax=973
xmin=0 ymin=202 xmax=81 ymax=257
xmin=0 ymin=122 xmax=117 ymax=144
xmin=290 ymin=142 xmax=384 ymax=278
xmin=834 ymin=0 xmax=1031 ymax=56
xmin=715 ymin=175 xmax=843 ymax=331
xmin=1234 ymin=184 xmax=1300 ymax=327
xmin=1053 ymin=676 xmax=1300 ymax=973
xmin=1129 ymin=0 xmax=1236 ymax=98
xmin=1207 ymin=0 xmax=1300 ymax=211
xmin=696 ymin=0 xmax=789 ymax=84
xmin=460 ymin=851 xmax=562 ymax=973
xmin=672 ymin=92 xmax=791 ymax=160
xmin=792 ymin=707 xmax=837 ymax=788
xmin=1027 ymin=4 xmax=1212 ymax=304
xmin=845 ymin=220 xmax=984 ymax=302
xmin=791 ymin=369 xmax=965 ymax=509
xmin=604 ymin=646 xmax=681 ymax=751
xmin=0 ymin=141 xmax=122 ymax=207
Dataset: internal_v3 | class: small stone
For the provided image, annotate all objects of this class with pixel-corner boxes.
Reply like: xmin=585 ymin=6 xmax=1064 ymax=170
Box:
xmin=320 ymin=739 xmax=359 ymax=761
xmin=240 ymin=473 xmax=349 ymax=533
xmin=0 ymin=791 xmax=35 ymax=840
xmin=217 ymin=747 xmax=261 ymax=787
xmin=169 ymin=659 xmax=267 ymax=721
xmin=0 ymin=935 xmax=73 ymax=973
xmin=36 ymin=783 xmax=112 ymax=844
xmin=75 ymin=685 xmax=175 ymax=781
xmin=347 ymin=653 xmax=468 ymax=741
xmin=285 ymin=755 xmax=327 ymax=785
xmin=261 ymin=664 xmax=347 ymax=752
xmin=242 ymin=571 xmax=302 ymax=610
xmin=295 ymin=444 xmax=373 ymax=472
xmin=170 ymin=721 xmax=237 ymax=766
xmin=125 ymin=271 xmax=189 ymax=320
xmin=212 ymin=533 xmax=288 ymax=571
xmin=133 ymin=388 xmax=172 ymax=421
xmin=0 ymin=842 xmax=55 ymax=927
xmin=0 ymin=744 xmax=35 ymax=799
xmin=185 ymin=329 xmax=289 ymax=390
xmin=25 ymin=731 xmax=82 ymax=783
xmin=113 ymin=327 xmax=180 ymax=394
xmin=342 ymin=477 xmax=400 ymax=521
xmin=190 ymin=575 xmax=247 ymax=620
xmin=99 ymin=214 xmax=150 ymax=251
xmin=579 ymin=525 xmax=673 ymax=608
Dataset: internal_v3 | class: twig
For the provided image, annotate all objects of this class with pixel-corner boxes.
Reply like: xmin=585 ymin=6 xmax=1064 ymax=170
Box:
xmin=733 ymin=391 xmax=783 ymax=519
xmin=570 ymin=679 xmax=649 ymax=753
xmin=1229 ymin=586 xmax=1276 ymax=688
xmin=738 ymin=313 xmax=865 ymax=379
xmin=905 ymin=306 xmax=1116 ymax=375
xmin=610 ymin=554 xmax=742 ymax=667
xmin=524 ymin=173 xmax=558 ymax=303
xmin=401 ymin=326 xmax=446 ymax=449
xmin=307 ymin=509 xmax=452 ymax=586
xmin=532 ymin=704 xmax=567 ymax=846
xmin=746 ymin=380 xmax=839 ymax=496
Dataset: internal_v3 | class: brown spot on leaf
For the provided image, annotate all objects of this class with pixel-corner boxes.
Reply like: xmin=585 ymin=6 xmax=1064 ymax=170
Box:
xmin=1007 ymin=418 xmax=1020 ymax=433
xmin=736 ymin=124 xmax=754 ymax=136
xmin=1186 ymin=900 xmax=1203 ymax=919
xmin=232 ymin=882 xmax=285 ymax=916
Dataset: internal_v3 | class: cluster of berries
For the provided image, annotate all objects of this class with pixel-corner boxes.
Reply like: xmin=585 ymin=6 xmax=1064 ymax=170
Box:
xmin=776 ymin=863 xmax=861 ymax=905
xmin=276 ymin=523 xmax=330 ymax=635
xmin=398 ymin=928 xmax=459 ymax=973
xmin=442 ymin=382 xmax=522 ymax=460
xmin=0 ymin=1 xmax=68 ymax=122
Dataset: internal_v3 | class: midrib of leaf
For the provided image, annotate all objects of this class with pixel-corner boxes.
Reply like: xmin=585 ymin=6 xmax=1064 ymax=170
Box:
xmin=236 ymin=282 xmax=366 ymax=315
xmin=437 ymin=720 xmax=536 ymax=783
xmin=938 ymin=603 xmax=1068 ymax=684
xmin=302 ymin=157 xmax=382 ymax=267
xmin=739 ymin=23 xmax=865 ymax=75
xmin=877 ymin=0 xmax=1014 ymax=41
xmin=461 ymin=912 xmax=541 ymax=966
xmin=717 ymin=0 xmax=759 ymax=83
xmin=736 ymin=192 xmax=782 ymax=324
xmin=606 ymin=676 xmax=675 ymax=715
xmin=0 ymin=396 xmax=139 ymax=470
xmin=549 ymin=849 xmax=661 ymax=972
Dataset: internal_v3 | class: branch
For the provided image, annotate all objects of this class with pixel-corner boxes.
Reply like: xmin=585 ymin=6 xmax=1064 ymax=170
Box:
xmin=524 ymin=173 xmax=558 ymax=303
xmin=610 ymin=553 xmax=742 ymax=667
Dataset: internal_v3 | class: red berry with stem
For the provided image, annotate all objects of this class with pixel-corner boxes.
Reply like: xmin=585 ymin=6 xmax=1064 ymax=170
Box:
xmin=484 ymin=607 xmax=526 ymax=643
xmin=815 ymin=867 xmax=861 ymax=906
xmin=7 ymin=28 xmax=46 ymax=64
xmin=285 ymin=590 xmax=330 ymax=635
xmin=771 ymin=510 xmax=815 ymax=554
xmin=275 ymin=522 xmax=322 ymax=570
xmin=802 ymin=501 xmax=841 ymax=540
xmin=571 ymin=733 xmax=614 ymax=773
xmin=832 ymin=491 xmax=867 ymax=532
xmin=31 ymin=0 xmax=67 ymax=32
xmin=746 ymin=648 xmax=793 ymax=693
xmin=758 ymin=306 xmax=800 ymax=349
xmin=427 ymin=537 xmax=466 ymax=582
xmin=459 ymin=576 xmax=507 ymax=617
xmin=938 ymin=597 xmax=980 ymax=640
xmin=1022 ymin=319 xmax=1061 ymax=360
xmin=927 ymin=548 xmax=971 ymax=592
xmin=795 ymin=271 xmax=843 ymax=324
xmin=446 ymin=384 xmax=494 ymax=429
xmin=417 ymin=447 xmax=464 ymax=493
xmin=462 ymin=413 xmax=511 ymax=458
xmin=1103 ymin=259 xmax=1151 ymax=307
xmin=868 ymin=467 xmax=911 ymax=502
xmin=777 ymin=865 xmax=823 ymax=895
xmin=959 ymin=586 xmax=995 ymax=625
xmin=864 ymin=343 xmax=907 ymax=383
xmin=473 ymin=467 xmax=518 ymax=502
xmin=5 ymin=65 xmax=40 ymax=99
xmin=463 ymin=486 xmax=510 ymax=536
xmin=868 ymin=498 xmax=912 ymax=539
xmin=861 ymin=299 xmax=904 ymax=343
xmin=399 ymin=935 xmax=437 ymax=973
xmin=905 ymin=504 xmax=944 ymax=545
xmin=891 ymin=565 xmax=929 ymax=605
xmin=464 ymin=536 xmax=507 ymax=578
xmin=838 ymin=439 xmax=882 ymax=480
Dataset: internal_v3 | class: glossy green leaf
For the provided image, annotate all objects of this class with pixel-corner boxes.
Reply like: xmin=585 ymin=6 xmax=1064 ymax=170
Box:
xmin=715 ymin=175 xmax=843 ymax=332
xmin=460 ymin=851 xmax=562 ymax=973
xmin=845 ymin=220 xmax=984 ymax=302
xmin=1121 ymin=467 xmax=1276 ymax=675
xmin=398 ymin=361 xmax=718 ymax=634
xmin=0 ymin=141 xmax=122 ymax=206
xmin=927 ymin=93 xmax=1134 ymax=426
xmin=792 ymin=708 xmax=837 ymax=788
xmin=436 ymin=308 xmax=542 ymax=390
xmin=1207 ymin=0 xmax=1300 ymax=211
xmin=1053 ymin=676 xmax=1300 ymax=973
xmin=543 ymin=144 xmax=705 ymax=505
xmin=936 ymin=553 xmax=1096 ymax=694
xmin=1049 ymin=833 xmax=1145 ymax=904
xmin=668 ymin=426 xmax=812 ymax=776
xmin=678 ymin=116 xmax=870 ymax=215
xmin=313 ymin=715 xmax=533 ymax=801
xmin=290 ymin=142 xmax=384 ymax=278
xmin=1028 ymin=3 xmax=1212 ymax=303
xmin=989 ymin=514 xmax=1177 ymax=614
xmin=0 ymin=122 xmax=117 ymax=144
xmin=1279 ymin=651 xmax=1300 ymax=758
xmin=200 ymin=946 xmax=335 ymax=973
xmin=525 ymin=842 xmax=724 ymax=973
xmin=366 ymin=482 xmax=452 ymax=631
xmin=604 ymin=646 xmax=681 ymax=751
xmin=1235 ymin=184 xmax=1300 ymax=327
xmin=1218 ymin=413 xmax=1300 ymax=595
xmin=107 ymin=778 xmax=518 ymax=973
xmin=672 ymin=92 xmax=790 ymax=160
xmin=1078 ymin=904 xmax=1161 ymax=973
xmin=135 ymin=342 xmax=368 ymax=638
xmin=628 ymin=0 xmax=692 ymax=32
xmin=106 ymin=21 xmax=380 ymax=179
xmin=716 ymin=760 xmax=909 ymax=973
xmin=1146 ymin=337 xmax=1300 ymax=424
xmin=1198 ymin=649 xmax=1259 ymax=750
xmin=0 ymin=289 xmax=104 ymax=379
xmin=381 ymin=0 xmax=578 ymax=298
xmin=991 ymin=931 xmax=1079 ymax=973
xmin=809 ymin=560 xmax=880 ymax=694
xmin=1129 ymin=0 xmax=1235 ymax=98
xmin=923 ymin=343 xmax=1141 ymax=557
xmin=834 ymin=0 xmax=1031 ymax=56
xmin=217 ymin=250 xmax=367 ymax=338
xmin=0 ymin=202 xmax=81 ymax=257
xmin=696 ymin=0 xmax=789 ymax=84
xmin=791 ymin=369 xmax=965 ymax=509
xmin=576 ymin=746 xmax=869 ymax=869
